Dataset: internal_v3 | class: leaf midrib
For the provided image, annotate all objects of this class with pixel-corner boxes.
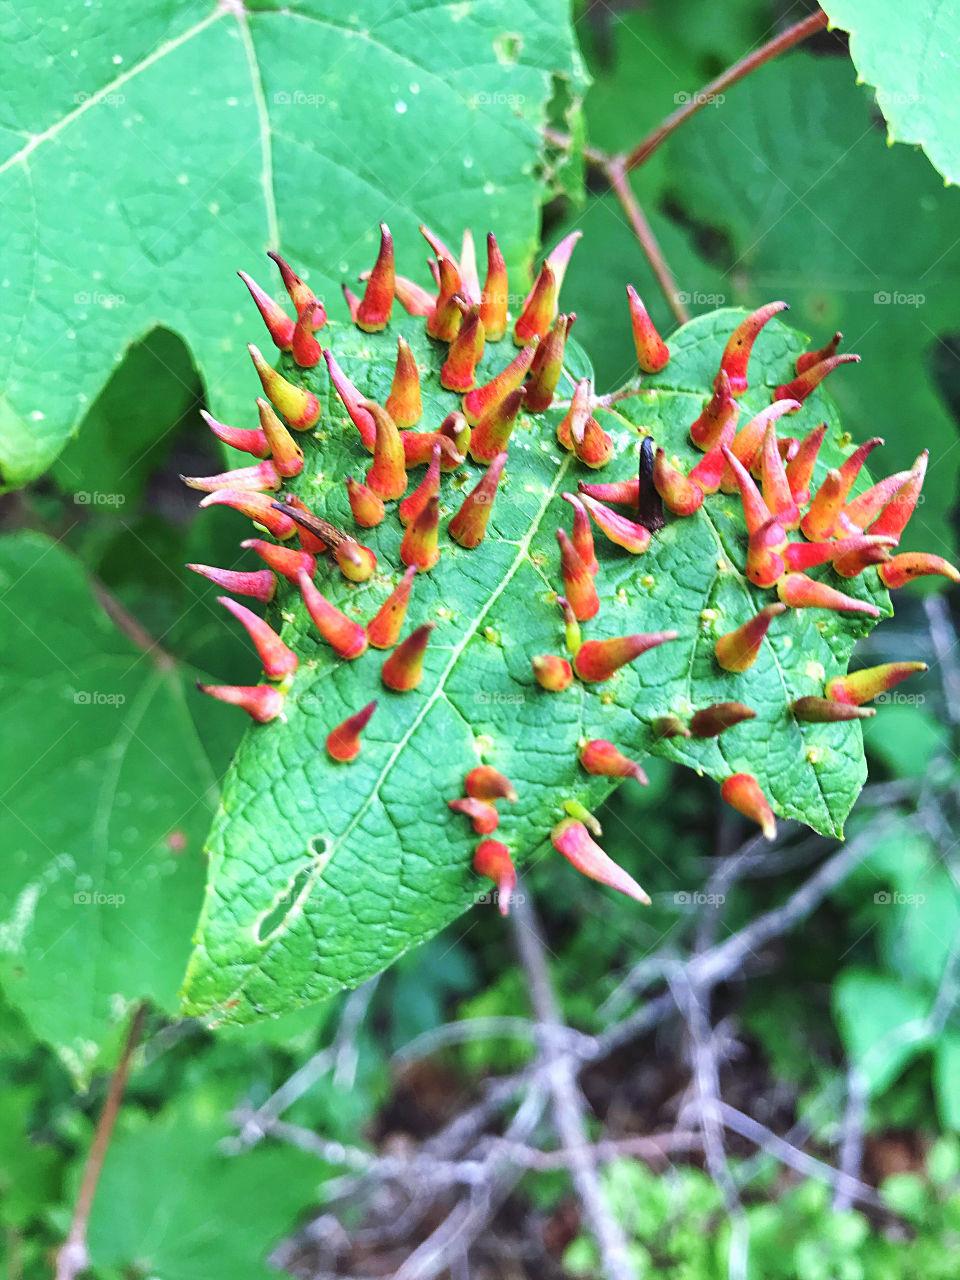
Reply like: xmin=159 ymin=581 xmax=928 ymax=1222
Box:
xmin=219 ymin=448 xmax=575 ymax=1006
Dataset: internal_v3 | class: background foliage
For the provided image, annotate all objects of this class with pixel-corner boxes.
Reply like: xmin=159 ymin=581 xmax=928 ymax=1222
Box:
xmin=1 ymin=1 xmax=958 ymax=1276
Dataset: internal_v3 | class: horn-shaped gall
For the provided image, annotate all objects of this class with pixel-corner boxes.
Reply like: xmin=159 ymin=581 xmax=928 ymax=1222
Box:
xmin=217 ymin=597 xmax=298 ymax=679
xmin=653 ymin=449 xmax=704 ymax=517
xmin=326 ymin=700 xmax=378 ymax=763
xmin=450 ymin=452 xmax=508 ymax=549
xmin=561 ymin=493 xmax=598 ymax=574
xmin=469 ymin=387 xmax=526 ymax=464
xmin=689 ymin=701 xmax=756 ymax=737
xmin=776 ymin=573 xmax=881 ymax=616
xmin=690 ymin=368 xmax=738 ymax=450
xmin=248 ymin=344 xmax=320 ymax=430
xmin=257 ymin=398 xmax=304 ymax=477
xmin=441 ymin=304 xmax=485 ymax=391
xmin=323 ymin=349 xmax=376 ymax=450
xmin=335 ymin=540 xmax=377 ymax=583
xmin=345 ymin=475 xmax=386 ymax=528
xmin=449 ymin=798 xmax=499 ymax=835
xmin=479 ymin=232 xmax=508 ymax=340
xmin=573 ymin=630 xmax=678 ymax=682
xmin=386 ymin=336 xmax=422 ymax=429
xmin=879 ymin=553 xmax=960 ymax=589
xmin=579 ymin=493 xmax=652 ymax=554
xmin=426 ymin=257 xmax=463 ymax=342
xmin=200 ymin=409 xmax=269 ymax=459
xmin=196 ymin=682 xmax=284 ymax=723
xmin=791 ymin=696 xmax=875 ymax=723
xmin=297 ymin=570 xmax=368 ymax=660
xmin=199 ymin=489 xmax=297 ymax=539
xmin=532 ymin=654 xmax=573 ymax=691
xmin=785 ymin=423 xmax=826 ymax=508
xmin=551 ymin=819 xmax=651 ymax=904
xmin=237 ymin=270 xmax=294 ymax=351
xmin=719 ymin=301 xmax=789 ymax=396
xmin=720 ymin=774 xmax=776 ymax=839
xmin=400 ymin=495 xmax=440 ymax=571
xmin=465 ymin=766 xmax=518 ymax=803
xmin=381 ymin=622 xmax=435 ymax=691
xmin=363 ymin=399 xmax=407 ymax=500
xmin=626 ymin=285 xmax=669 ymax=373
xmin=714 ymin=603 xmax=786 ymax=672
xmin=775 ymin=354 xmax=860 ymax=404
xmin=187 ymin=564 xmax=276 ymax=603
xmin=579 ymin=739 xmax=648 ymax=786
xmin=366 ymin=566 xmax=417 ymax=649
xmin=399 ymin=442 xmax=441 ymax=528
xmin=556 ymin=529 xmax=599 ymax=621
xmin=526 ymin=314 xmax=574 ymax=412
xmin=796 ymin=331 xmax=842 ymax=374
xmin=462 ymin=343 xmax=537 ymax=426
xmin=826 ymin=662 xmax=928 ymax=706
xmin=182 ymin=461 xmax=281 ymax=493
xmin=514 ymin=262 xmax=556 ymax=346
xmin=355 ymin=223 xmax=395 ymax=332
xmin=473 ymin=840 xmax=516 ymax=916
xmin=241 ymin=539 xmax=316 ymax=582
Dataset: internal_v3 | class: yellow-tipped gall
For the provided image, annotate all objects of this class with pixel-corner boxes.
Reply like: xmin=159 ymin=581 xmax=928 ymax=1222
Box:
xmin=345 ymin=475 xmax=386 ymax=528
xmin=720 ymin=774 xmax=776 ymax=840
xmin=248 ymin=343 xmax=320 ymax=430
xmin=532 ymin=654 xmax=574 ymax=691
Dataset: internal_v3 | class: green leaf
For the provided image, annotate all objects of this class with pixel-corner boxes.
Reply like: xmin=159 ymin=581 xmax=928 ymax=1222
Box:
xmin=0 ymin=0 xmax=585 ymax=489
xmin=833 ymin=966 xmax=933 ymax=1093
xmin=934 ymin=1032 xmax=960 ymax=1131
xmin=823 ymin=0 xmax=960 ymax=186
xmin=86 ymin=1102 xmax=319 ymax=1280
xmin=182 ymin=299 xmax=892 ymax=1025
xmin=0 ymin=532 xmax=226 ymax=1076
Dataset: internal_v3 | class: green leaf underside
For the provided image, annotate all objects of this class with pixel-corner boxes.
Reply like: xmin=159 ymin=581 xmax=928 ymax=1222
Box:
xmin=0 ymin=0 xmax=585 ymax=489
xmin=823 ymin=0 xmax=960 ymax=188
xmin=181 ymin=306 xmax=889 ymax=1024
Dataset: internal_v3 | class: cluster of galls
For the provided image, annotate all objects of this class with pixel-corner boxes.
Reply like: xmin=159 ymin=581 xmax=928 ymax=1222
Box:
xmin=185 ymin=223 xmax=956 ymax=915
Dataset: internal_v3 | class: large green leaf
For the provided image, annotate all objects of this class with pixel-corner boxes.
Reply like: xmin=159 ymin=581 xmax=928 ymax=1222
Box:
xmin=86 ymin=1101 xmax=320 ymax=1280
xmin=0 ymin=532 xmax=232 ymax=1076
xmin=0 ymin=0 xmax=585 ymax=489
xmin=823 ymin=0 xmax=960 ymax=187
xmin=182 ymin=297 xmax=893 ymax=1025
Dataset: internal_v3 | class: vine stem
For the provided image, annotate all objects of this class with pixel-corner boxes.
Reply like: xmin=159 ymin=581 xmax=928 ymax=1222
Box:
xmin=623 ymin=9 xmax=830 ymax=171
xmin=55 ymin=1004 xmax=147 ymax=1280
xmin=544 ymin=8 xmax=829 ymax=325
xmin=605 ymin=156 xmax=689 ymax=325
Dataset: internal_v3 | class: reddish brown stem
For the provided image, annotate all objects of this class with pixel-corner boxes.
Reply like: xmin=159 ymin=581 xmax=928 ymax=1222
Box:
xmin=56 ymin=1005 xmax=147 ymax=1280
xmin=623 ymin=10 xmax=830 ymax=171
xmin=605 ymin=158 xmax=689 ymax=326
